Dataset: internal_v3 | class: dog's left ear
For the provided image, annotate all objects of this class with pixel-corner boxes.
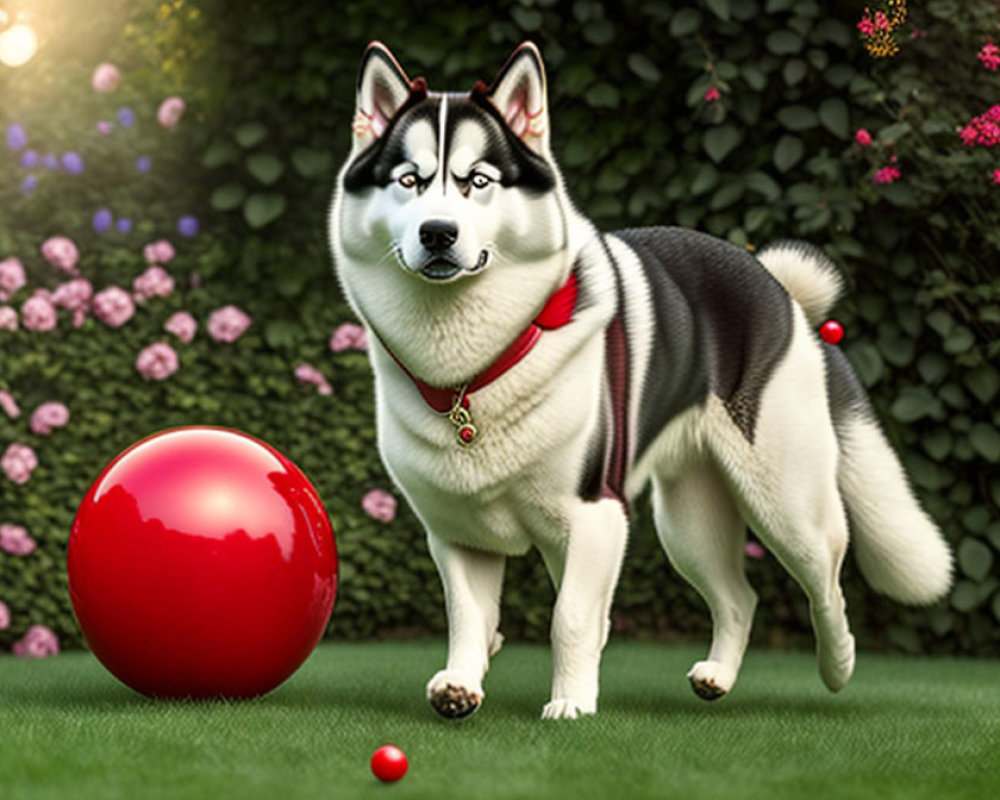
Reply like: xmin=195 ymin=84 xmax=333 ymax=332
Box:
xmin=477 ymin=42 xmax=549 ymax=155
xmin=352 ymin=41 xmax=426 ymax=152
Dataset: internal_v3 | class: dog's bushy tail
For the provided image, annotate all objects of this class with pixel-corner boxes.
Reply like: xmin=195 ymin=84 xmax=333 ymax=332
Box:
xmin=756 ymin=241 xmax=843 ymax=327
xmin=757 ymin=240 xmax=953 ymax=605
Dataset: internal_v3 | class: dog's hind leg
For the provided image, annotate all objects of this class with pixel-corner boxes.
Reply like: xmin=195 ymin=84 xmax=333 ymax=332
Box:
xmin=426 ymin=533 xmax=506 ymax=719
xmin=538 ymin=497 xmax=629 ymax=720
xmin=651 ymin=459 xmax=757 ymax=700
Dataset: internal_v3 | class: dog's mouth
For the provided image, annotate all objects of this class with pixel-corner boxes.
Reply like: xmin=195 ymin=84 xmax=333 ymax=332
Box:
xmin=417 ymin=250 xmax=490 ymax=282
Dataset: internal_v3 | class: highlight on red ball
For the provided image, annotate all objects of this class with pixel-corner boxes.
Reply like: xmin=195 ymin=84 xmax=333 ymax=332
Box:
xmin=820 ymin=319 xmax=844 ymax=345
xmin=370 ymin=745 xmax=409 ymax=783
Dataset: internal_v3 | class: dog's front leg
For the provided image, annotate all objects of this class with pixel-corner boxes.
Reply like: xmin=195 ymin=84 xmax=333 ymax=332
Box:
xmin=540 ymin=498 xmax=629 ymax=720
xmin=426 ymin=532 xmax=506 ymax=719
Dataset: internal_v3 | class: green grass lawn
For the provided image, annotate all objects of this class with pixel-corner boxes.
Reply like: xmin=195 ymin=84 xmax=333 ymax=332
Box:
xmin=0 ymin=640 xmax=996 ymax=799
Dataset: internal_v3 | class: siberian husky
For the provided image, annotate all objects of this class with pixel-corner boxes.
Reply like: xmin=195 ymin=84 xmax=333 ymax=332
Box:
xmin=328 ymin=41 xmax=953 ymax=720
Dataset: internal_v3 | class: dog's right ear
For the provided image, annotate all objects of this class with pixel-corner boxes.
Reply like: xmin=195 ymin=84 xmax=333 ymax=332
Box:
xmin=352 ymin=42 xmax=424 ymax=151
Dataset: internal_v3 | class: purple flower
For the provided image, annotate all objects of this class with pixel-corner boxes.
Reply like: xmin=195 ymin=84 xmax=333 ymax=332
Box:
xmin=93 ymin=207 xmax=114 ymax=234
xmin=116 ymin=217 xmax=132 ymax=234
xmin=21 ymin=175 xmax=37 ymax=194
xmin=12 ymin=625 xmax=60 ymax=658
xmin=20 ymin=148 xmax=38 ymax=168
xmin=41 ymin=153 xmax=58 ymax=170
xmin=116 ymin=106 xmax=136 ymax=128
xmin=96 ymin=120 xmax=114 ymax=135
xmin=177 ymin=215 xmax=199 ymax=237
xmin=61 ymin=152 xmax=84 ymax=174
xmin=6 ymin=123 xmax=27 ymax=151
xmin=135 ymin=155 xmax=152 ymax=173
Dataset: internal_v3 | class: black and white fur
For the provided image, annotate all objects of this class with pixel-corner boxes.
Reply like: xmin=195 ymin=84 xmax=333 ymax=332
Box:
xmin=329 ymin=42 xmax=952 ymax=719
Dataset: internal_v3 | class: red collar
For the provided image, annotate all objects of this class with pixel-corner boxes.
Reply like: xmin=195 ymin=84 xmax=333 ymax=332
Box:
xmin=377 ymin=270 xmax=579 ymax=413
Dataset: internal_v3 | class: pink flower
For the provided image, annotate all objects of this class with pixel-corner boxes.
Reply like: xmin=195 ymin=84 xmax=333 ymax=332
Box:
xmin=873 ymin=11 xmax=890 ymax=30
xmin=873 ymin=166 xmax=901 ymax=184
xmin=164 ymin=311 xmax=197 ymax=343
xmin=12 ymin=625 xmax=60 ymax=658
xmin=856 ymin=17 xmax=875 ymax=36
xmin=91 ymin=63 xmax=121 ymax=93
xmin=993 ymin=169 xmax=1000 ymax=185
xmin=0 ymin=257 xmax=25 ymax=301
xmin=207 ymin=305 xmax=251 ymax=343
xmin=143 ymin=239 xmax=176 ymax=266
xmin=157 ymin=96 xmax=186 ymax=129
xmin=40 ymin=236 xmax=80 ymax=275
xmin=960 ymin=106 xmax=1000 ymax=147
xmin=979 ymin=42 xmax=1000 ymax=71
xmin=20 ymin=294 xmax=57 ymax=331
xmin=0 ymin=390 xmax=19 ymax=419
xmin=96 ymin=120 xmax=114 ymax=135
xmin=53 ymin=279 xmax=93 ymax=328
xmin=362 ymin=488 xmax=397 ymax=522
xmin=0 ymin=600 xmax=9 ymax=630
xmin=132 ymin=266 xmax=175 ymax=303
xmin=30 ymin=402 xmax=70 ymax=435
xmin=136 ymin=342 xmax=179 ymax=381
xmin=745 ymin=541 xmax=766 ymax=560
xmin=92 ymin=286 xmax=135 ymax=328
xmin=0 ymin=306 xmax=16 ymax=331
xmin=854 ymin=128 xmax=872 ymax=146
xmin=330 ymin=322 xmax=368 ymax=353
xmin=704 ymin=87 xmax=720 ymax=102
xmin=0 ymin=523 xmax=36 ymax=555
xmin=295 ymin=363 xmax=333 ymax=396
xmin=2 ymin=443 xmax=37 ymax=484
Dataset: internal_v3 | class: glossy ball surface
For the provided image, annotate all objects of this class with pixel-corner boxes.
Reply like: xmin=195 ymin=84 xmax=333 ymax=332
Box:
xmin=820 ymin=319 xmax=845 ymax=345
xmin=68 ymin=427 xmax=337 ymax=699
xmin=370 ymin=745 xmax=408 ymax=782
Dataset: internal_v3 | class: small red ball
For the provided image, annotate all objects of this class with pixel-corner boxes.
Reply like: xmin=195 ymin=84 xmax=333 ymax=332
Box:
xmin=68 ymin=427 xmax=337 ymax=699
xmin=371 ymin=745 xmax=408 ymax=783
xmin=820 ymin=319 xmax=844 ymax=345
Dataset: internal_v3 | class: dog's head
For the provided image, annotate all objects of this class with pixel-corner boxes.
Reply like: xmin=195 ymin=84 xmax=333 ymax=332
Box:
xmin=332 ymin=41 xmax=567 ymax=285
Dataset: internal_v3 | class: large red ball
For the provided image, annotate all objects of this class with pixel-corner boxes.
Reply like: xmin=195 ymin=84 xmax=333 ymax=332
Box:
xmin=68 ymin=427 xmax=337 ymax=699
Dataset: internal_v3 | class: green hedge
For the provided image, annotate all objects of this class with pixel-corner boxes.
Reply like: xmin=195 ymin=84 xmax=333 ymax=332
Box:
xmin=2 ymin=0 xmax=998 ymax=655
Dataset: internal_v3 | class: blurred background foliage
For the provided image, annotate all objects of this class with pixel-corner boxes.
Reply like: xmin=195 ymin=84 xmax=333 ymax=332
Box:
xmin=1 ymin=0 xmax=998 ymax=655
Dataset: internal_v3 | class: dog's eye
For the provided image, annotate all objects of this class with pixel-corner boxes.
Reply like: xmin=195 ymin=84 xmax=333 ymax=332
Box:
xmin=469 ymin=172 xmax=493 ymax=190
xmin=398 ymin=172 xmax=418 ymax=189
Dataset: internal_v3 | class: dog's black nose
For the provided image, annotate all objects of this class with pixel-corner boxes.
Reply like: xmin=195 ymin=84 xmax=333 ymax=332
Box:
xmin=419 ymin=219 xmax=458 ymax=252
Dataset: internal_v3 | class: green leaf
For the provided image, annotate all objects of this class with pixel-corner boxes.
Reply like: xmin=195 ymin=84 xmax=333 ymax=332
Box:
xmin=891 ymin=385 xmax=941 ymax=423
xmin=926 ymin=309 xmax=955 ymax=337
xmin=969 ymin=423 xmax=1000 ymax=462
xmin=703 ymin=124 xmax=742 ymax=163
xmin=705 ymin=0 xmax=731 ymax=20
xmin=745 ymin=206 xmax=771 ymax=233
xmin=510 ymin=6 xmax=543 ymax=31
xmin=773 ymin=135 xmax=804 ymax=172
xmin=709 ymin=182 xmax=744 ymax=211
xmin=246 ymin=153 xmax=285 ymax=186
xmin=877 ymin=328 xmax=915 ymax=367
xmin=264 ymin=319 xmax=300 ymax=349
xmin=818 ymin=98 xmax=849 ymax=139
xmin=777 ymin=105 xmax=818 ymax=131
xmin=958 ymin=539 xmax=994 ymax=582
xmin=627 ymin=53 xmax=662 ymax=83
xmin=235 ymin=122 xmax=269 ymax=149
xmin=943 ymin=325 xmax=975 ymax=355
xmin=783 ymin=59 xmax=808 ymax=86
xmin=951 ymin=580 xmax=983 ymax=612
xmin=584 ymin=83 xmax=620 ymax=108
xmin=742 ymin=65 xmax=767 ymax=91
xmin=922 ymin=427 xmax=953 ymax=460
xmin=691 ymin=163 xmax=719 ymax=196
xmin=243 ymin=193 xmax=287 ymax=228
xmin=766 ymin=30 xmax=804 ymax=55
xmin=202 ymin=140 xmax=240 ymax=169
xmin=210 ymin=182 xmax=247 ymax=212
xmin=965 ymin=364 xmax=1000 ymax=404
xmin=745 ymin=171 xmax=781 ymax=202
xmin=670 ymin=8 xmax=701 ymax=37
xmin=583 ymin=20 xmax=615 ymax=45
xmin=291 ymin=148 xmax=332 ymax=179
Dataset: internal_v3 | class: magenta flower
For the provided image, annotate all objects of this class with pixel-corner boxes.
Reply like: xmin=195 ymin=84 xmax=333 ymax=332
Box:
xmin=295 ymin=363 xmax=333 ymax=396
xmin=959 ymin=106 xmax=1000 ymax=147
xmin=0 ymin=390 xmax=21 ymax=419
xmin=362 ymin=489 xmax=397 ymax=522
xmin=854 ymin=128 xmax=872 ymax=146
xmin=0 ymin=600 xmax=9 ymax=630
xmin=30 ymin=402 xmax=70 ymax=436
xmin=330 ymin=322 xmax=368 ymax=353
xmin=92 ymin=286 xmax=135 ymax=328
xmin=157 ymin=96 xmax=186 ymax=129
xmin=21 ymin=294 xmax=57 ymax=331
xmin=704 ymin=87 xmax=720 ymax=102
xmin=207 ymin=305 xmax=251 ymax=343
xmin=12 ymin=625 xmax=59 ymax=658
xmin=143 ymin=239 xmax=175 ymax=266
xmin=0 ymin=306 xmax=17 ymax=331
xmin=993 ymin=169 xmax=1000 ymax=185
xmin=40 ymin=236 xmax=80 ymax=275
xmin=164 ymin=311 xmax=197 ymax=343
xmin=745 ymin=541 xmax=766 ymax=560
xmin=91 ymin=63 xmax=121 ymax=92
xmin=856 ymin=17 xmax=875 ymax=36
xmin=873 ymin=166 xmax=901 ymax=184
xmin=0 ymin=257 xmax=26 ymax=301
xmin=2 ymin=444 xmax=37 ymax=484
xmin=132 ymin=266 xmax=175 ymax=303
xmin=0 ymin=523 xmax=37 ymax=555
xmin=979 ymin=42 xmax=1000 ymax=71
xmin=136 ymin=342 xmax=179 ymax=380
xmin=96 ymin=120 xmax=114 ymax=135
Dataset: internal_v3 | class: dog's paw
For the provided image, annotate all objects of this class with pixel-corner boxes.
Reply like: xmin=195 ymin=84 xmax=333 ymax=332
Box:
xmin=686 ymin=660 xmax=737 ymax=701
xmin=540 ymin=698 xmax=595 ymax=720
xmin=819 ymin=633 xmax=855 ymax=693
xmin=426 ymin=670 xmax=483 ymax=720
